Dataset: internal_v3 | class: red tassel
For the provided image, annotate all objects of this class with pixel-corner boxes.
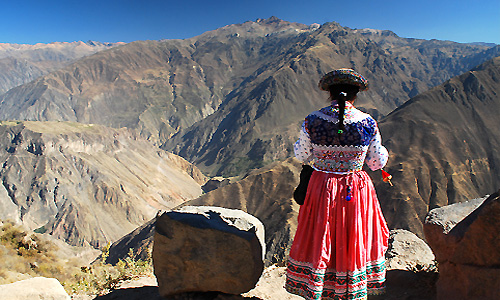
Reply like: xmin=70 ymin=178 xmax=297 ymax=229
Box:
xmin=382 ymin=169 xmax=393 ymax=186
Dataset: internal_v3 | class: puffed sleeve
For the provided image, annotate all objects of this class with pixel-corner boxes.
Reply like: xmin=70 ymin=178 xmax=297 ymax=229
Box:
xmin=294 ymin=122 xmax=313 ymax=162
xmin=365 ymin=127 xmax=389 ymax=170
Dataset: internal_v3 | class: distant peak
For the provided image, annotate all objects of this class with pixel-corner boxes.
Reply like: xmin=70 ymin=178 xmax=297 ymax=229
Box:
xmin=467 ymin=42 xmax=498 ymax=47
xmin=86 ymin=40 xmax=100 ymax=46
xmin=354 ymin=28 xmax=398 ymax=37
xmin=85 ymin=40 xmax=124 ymax=47
xmin=256 ymin=16 xmax=282 ymax=24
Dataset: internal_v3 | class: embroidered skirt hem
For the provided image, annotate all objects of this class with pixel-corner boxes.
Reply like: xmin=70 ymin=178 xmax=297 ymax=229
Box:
xmin=285 ymin=257 xmax=386 ymax=300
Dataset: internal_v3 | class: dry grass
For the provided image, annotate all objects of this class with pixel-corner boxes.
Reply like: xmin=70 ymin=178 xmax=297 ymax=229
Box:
xmin=0 ymin=220 xmax=153 ymax=296
xmin=0 ymin=221 xmax=78 ymax=286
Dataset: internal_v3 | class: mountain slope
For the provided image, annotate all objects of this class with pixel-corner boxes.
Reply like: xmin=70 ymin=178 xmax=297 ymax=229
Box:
xmin=177 ymin=158 xmax=302 ymax=264
xmin=0 ymin=19 xmax=320 ymax=142
xmin=0 ymin=18 xmax=498 ymax=176
xmin=103 ymin=158 xmax=302 ymax=266
xmin=0 ymin=41 xmax=121 ymax=95
xmin=374 ymin=56 xmax=500 ymax=237
xmin=0 ymin=121 xmax=203 ymax=248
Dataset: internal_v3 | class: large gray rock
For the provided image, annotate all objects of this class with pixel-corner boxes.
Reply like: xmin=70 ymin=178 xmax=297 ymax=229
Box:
xmin=424 ymin=190 xmax=500 ymax=299
xmin=0 ymin=277 xmax=70 ymax=300
xmin=386 ymin=229 xmax=435 ymax=271
xmin=153 ymin=206 xmax=265 ymax=297
xmin=423 ymin=196 xmax=487 ymax=262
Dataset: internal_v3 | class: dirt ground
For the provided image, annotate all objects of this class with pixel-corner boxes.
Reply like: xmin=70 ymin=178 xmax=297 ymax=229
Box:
xmin=86 ymin=266 xmax=436 ymax=300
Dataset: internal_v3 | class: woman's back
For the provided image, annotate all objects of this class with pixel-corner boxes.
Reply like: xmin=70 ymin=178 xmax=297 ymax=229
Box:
xmin=286 ymin=69 xmax=390 ymax=300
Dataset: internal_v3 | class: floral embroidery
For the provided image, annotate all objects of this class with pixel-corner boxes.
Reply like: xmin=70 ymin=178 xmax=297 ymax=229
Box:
xmin=294 ymin=104 xmax=388 ymax=173
xmin=285 ymin=257 xmax=386 ymax=300
xmin=312 ymin=145 xmax=367 ymax=173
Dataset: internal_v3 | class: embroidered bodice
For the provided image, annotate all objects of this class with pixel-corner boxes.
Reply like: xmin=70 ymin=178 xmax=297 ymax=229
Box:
xmin=294 ymin=101 xmax=388 ymax=173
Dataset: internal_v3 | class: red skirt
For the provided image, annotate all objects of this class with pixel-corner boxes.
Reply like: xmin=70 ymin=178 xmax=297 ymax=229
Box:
xmin=285 ymin=170 xmax=389 ymax=300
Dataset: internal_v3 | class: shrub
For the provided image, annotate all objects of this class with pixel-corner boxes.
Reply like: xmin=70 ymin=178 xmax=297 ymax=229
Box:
xmin=408 ymin=260 xmax=439 ymax=290
xmin=0 ymin=220 xmax=153 ymax=297
xmin=69 ymin=247 xmax=153 ymax=296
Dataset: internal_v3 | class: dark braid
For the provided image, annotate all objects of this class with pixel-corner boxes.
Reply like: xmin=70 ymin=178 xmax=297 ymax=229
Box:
xmin=337 ymin=92 xmax=347 ymax=135
xmin=328 ymin=84 xmax=360 ymax=138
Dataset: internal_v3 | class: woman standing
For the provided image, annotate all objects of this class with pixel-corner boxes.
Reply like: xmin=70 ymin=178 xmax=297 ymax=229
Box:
xmin=285 ymin=69 xmax=389 ymax=300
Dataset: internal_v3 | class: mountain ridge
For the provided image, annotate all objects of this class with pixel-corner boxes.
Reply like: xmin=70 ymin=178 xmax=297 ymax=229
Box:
xmin=0 ymin=17 xmax=498 ymax=259
xmin=0 ymin=18 xmax=498 ymax=177
xmin=0 ymin=41 xmax=122 ymax=95
xmin=162 ymin=20 xmax=500 ymax=175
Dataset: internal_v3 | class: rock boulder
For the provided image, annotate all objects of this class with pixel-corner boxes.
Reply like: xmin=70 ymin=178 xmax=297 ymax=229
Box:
xmin=386 ymin=229 xmax=435 ymax=271
xmin=424 ymin=190 xmax=500 ymax=299
xmin=0 ymin=277 xmax=70 ymax=300
xmin=153 ymin=206 xmax=265 ymax=297
xmin=201 ymin=177 xmax=231 ymax=193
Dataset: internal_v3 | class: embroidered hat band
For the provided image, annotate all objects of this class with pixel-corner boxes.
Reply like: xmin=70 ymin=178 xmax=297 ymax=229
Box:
xmin=318 ymin=69 xmax=369 ymax=91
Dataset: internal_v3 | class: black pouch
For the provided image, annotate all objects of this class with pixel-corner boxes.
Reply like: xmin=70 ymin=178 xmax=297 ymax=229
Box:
xmin=293 ymin=165 xmax=314 ymax=205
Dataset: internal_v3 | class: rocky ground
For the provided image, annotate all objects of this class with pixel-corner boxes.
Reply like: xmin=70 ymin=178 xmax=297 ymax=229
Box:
xmin=77 ymin=265 xmax=436 ymax=300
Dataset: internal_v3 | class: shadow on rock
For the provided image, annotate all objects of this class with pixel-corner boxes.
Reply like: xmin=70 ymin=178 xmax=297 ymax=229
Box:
xmin=163 ymin=291 xmax=261 ymax=300
xmin=374 ymin=269 xmax=437 ymax=300
xmin=94 ymin=286 xmax=163 ymax=300
xmin=94 ymin=288 xmax=261 ymax=300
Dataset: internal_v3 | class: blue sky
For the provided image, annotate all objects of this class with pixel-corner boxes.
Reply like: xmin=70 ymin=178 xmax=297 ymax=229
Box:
xmin=1 ymin=0 xmax=498 ymax=45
